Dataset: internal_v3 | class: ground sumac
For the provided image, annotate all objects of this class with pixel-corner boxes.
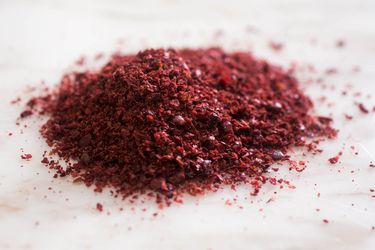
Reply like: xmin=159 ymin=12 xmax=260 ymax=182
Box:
xmin=23 ymin=48 xmax=336 ymax=201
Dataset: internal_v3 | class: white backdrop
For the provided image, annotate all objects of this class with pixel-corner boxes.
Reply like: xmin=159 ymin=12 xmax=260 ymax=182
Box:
xmin=0 ymin=1 xmax=374 ymax=249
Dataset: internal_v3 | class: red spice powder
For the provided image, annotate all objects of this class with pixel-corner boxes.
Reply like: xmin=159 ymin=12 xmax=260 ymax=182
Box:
xmin=328 ymin=156 xmax=339 ymax=164
xmin=20 ymin=110 xmax=33 ymax=118
xmin=21 ymin=48 xmax=336 ymax=201
xmin=358 ymin=103 xmax=369 ymax=114
xmin=344 ymin=114 xmax=353 ymax=120
xmin=96 ymin=203 xmax=103 ymax=212
xmin=328 ymin=151 xmax=342 ymax=164
xmin=21 ymin=153 xmax=33 ymax=160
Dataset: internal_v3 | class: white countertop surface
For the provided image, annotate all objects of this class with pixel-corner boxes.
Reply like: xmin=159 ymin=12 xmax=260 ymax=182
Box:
xmin=0 ymin=0 xmax=374 ymax=249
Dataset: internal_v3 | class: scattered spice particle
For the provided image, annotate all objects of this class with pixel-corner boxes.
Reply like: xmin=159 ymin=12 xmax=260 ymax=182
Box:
xmin=293 ymin=160 xmax=307 ymax=172
xmin=325 ymin=68 xmax=338 ymax=75
xmin=268 ymin=41 xmax=283 ymax=52
xmin=319 ymin=96 xmax=327 ymax=103
xmin=344 ymin=114 xmax=353 ymax=120
xmin=328 ymin=156 xmax=339 ymax=164
xmin=323 ymin=219 xmax=329 ymax=224
xmin=266 ymin=198 xmax=274 ymax=204
xmin=328 ymin=152 xmax=342 ymax=164
xmin=358 ymin=103 xmax=369 ymax=114
xmin=20 ymin=110 xmax=33 ymax=118
xmin=75 ymin=56 xmax=86 ymax=66
xmin=295 ymin=165 xmax=306 ymax=172
xmin=19 ymin=47 xmax=337 ymax=203
xmin=335 ymin=39 xmax=346 ymax=48
xmin=21 ymin=153 xmax=32 ymax=160
xmin=96 ymin=203 xmax=103 ymax=212
xmin=41 ymin=157 xmax=49 ymax=164
xmin=225 ymin=199 xmax=233 ymax=206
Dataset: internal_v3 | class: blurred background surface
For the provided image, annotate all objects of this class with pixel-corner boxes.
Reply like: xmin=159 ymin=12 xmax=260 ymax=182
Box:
xmin=0 ymin=1 xmax=374 ymax=250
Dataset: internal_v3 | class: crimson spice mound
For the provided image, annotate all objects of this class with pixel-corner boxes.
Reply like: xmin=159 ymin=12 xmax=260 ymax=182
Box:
xmin=22 ymin=48 xmax=336 ymax=201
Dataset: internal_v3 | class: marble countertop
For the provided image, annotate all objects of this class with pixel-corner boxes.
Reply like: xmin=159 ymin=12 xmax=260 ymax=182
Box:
xmin=0 ymin=0 xmax=374 ymax=249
